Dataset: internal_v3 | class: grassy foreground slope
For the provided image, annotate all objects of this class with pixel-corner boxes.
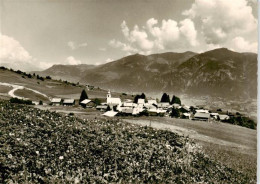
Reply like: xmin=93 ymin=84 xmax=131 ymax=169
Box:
xmin=0 ymin=101 xmax=254 ymax=183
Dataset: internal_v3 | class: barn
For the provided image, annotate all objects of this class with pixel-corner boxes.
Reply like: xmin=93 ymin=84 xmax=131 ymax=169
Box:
xmin=51 ymin=98 xmax=62 ymax=106
xmin=63 ymin=99 xmax=75 ymax=106
xmin=80 ymin=99 xmax=95 ymax=108
xmin=194 ymin=112 xmax=210 ymax=121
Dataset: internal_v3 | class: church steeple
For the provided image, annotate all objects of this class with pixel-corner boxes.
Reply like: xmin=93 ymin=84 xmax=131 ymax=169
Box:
xmin=107 ymin=90 xmax=111 ymax=98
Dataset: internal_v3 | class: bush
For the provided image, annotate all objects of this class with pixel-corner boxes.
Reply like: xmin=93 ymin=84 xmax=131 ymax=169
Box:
xmin=93 ymin=98 xmax=101 ymax=105
xmin=171 ymin=108 xmax=180 ymax=118
xmin=10 ymin=98 xmax=33 ymax=105
xmin=224 ymin=116 xmax=256 ymax=129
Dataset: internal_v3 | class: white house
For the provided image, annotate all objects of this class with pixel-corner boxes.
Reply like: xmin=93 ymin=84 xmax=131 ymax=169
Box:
xmin=157 ymin=102 xmax=170 ymax=109
xmin=172 ymin=103 xmax=181 ymax=108
xmin=219 ymin=115 xmax=230 ymax=121
xmin=137 ymin=99 xmax=145 ymax=105
xmin=148 ymin=99 xmax=157 ymax=105
xmin=195 ymin=109 xmax=209 ymax=113
xmin=183 ymin=113 xmax=191 ymax=119
xmin=123 ymin=102 xmax=137 ymax=108
xmin=51 ymin=98 xmax=62 ymax=106
xmin=144 ymin=103 xmax=157 ymax=110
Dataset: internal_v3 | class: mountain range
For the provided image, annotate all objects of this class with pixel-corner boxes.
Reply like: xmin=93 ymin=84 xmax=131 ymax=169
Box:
xmin=35 ymin=48 xmax=257 ymax=100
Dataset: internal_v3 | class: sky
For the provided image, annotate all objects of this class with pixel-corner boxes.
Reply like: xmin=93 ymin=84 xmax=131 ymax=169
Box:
xmin=0 ymin=0 xmax=258 ymax=71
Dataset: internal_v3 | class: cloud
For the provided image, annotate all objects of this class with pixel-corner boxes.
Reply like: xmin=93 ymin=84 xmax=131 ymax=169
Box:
xmin=179 ymin=19 xmax=198 ymax=47
xmin=0 ymin=33 xmax=37 ymax=71
xmin=109 ymin=18 xmax=199 ymax=55
xmin=64 ymin=56 xmax=82 ymax=65
xmin=67 ymin=41 xmax=88 ymax=50
xmin=230 ymin=36 xmax=257 ymax=53
xmin=0 ymin=34 xmax=32 ymax=63
xmin=183 ymin=0 xmax=257 ymax=45
xmin=110 ymin=0 xmax=257 ymax=54
xmin=109 ymin=39 xmax=138 ymax=55
xmin=121 ymin=21 xmax=130 ymax=38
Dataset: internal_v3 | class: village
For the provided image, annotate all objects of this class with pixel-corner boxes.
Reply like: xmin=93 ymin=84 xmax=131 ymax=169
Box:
xmin=49 ymin=87 xmax=231 ymax=122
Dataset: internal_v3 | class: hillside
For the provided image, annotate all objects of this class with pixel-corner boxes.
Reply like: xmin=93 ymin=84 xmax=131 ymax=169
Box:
xmin=0 ymin=100 xmax=254 ymax=183
xmin=33 ymin=64 xmax=97 ymax=83
xmin=0 ymin=68 xmax=132 ymax=103
xmin=37 ymin=48 xmax=257 ymax=101
xmin=164 ymin=48 xmax=257 ymax=99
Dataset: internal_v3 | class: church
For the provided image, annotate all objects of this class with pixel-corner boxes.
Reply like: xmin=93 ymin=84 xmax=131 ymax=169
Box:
xmin=106 ymin=90 xmax=122 ymax=107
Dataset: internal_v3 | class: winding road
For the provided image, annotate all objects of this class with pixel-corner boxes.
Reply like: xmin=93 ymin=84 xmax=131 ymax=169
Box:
xmin=0 ymin=82 xmax=50 ymax=101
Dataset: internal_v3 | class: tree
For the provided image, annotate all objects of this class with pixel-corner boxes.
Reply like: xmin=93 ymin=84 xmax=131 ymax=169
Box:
xmin=133 ymin=93 xmax=147 ymax=103
xmin=170 ymin=95 xmax=181 ymax=105
xmin=140 ymin=93 xmax=146 ymax=99
xmin=161 ymin=93 xmax=170 ymax=103
xmin=134 ymin=95 xmax=141 ymax=103
xmin=171 ymin=108 xmax=180 ymax=118
xmin=93 ymin=98 xmax=101 ymax=105
xmin=189 ymin=106 xmax=195 ymax=113
xmin=113 ymin=105 xmax=117 ymax=111
xmin=79 ymin=89 xmax=88 ymax=102
xmin=106 ymin=105 xmax=111 ymax=111
xmin=39 ymin=100 xmax=43 ymax=105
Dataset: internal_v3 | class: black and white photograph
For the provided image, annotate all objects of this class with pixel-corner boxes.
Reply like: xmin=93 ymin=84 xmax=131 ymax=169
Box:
xmin=0 ymin=0 xmax=258 ymax=183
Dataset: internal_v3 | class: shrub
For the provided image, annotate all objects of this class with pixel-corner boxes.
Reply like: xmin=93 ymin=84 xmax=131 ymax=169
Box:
xmin=171 ymin=108 xmax=180 ymax=118
xmin=224 ymin=116 xmax=256 ymax=129
xmin=93 ymin=98 xmax=101 ymax=105
xmin=10 ymin=98 xmax=33 ymax=105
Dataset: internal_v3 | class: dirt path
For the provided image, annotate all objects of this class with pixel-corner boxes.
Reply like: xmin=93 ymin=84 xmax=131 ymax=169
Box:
xmin=0 ymin=82 xmax=50 ymax=101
